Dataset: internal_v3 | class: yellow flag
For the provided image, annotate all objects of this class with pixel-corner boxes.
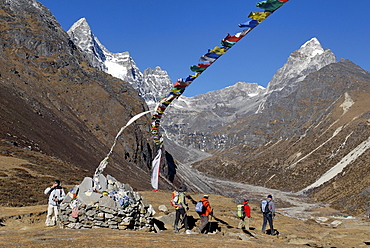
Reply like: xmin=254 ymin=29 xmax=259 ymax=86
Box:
xmin=191 ymin=72 xmax=202 ymax=78
xmin=248 ymin=12 xmax=272 ymax=21
xmin=209 ymin=46 xmax=228 ymax=55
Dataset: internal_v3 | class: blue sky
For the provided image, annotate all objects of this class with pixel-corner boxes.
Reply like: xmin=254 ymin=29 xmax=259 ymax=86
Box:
xmin=38 ymin=0 xmax=370 ymax=97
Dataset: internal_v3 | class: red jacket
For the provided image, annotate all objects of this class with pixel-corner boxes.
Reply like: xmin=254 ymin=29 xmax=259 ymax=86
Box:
xmin=242 ymin=201 xmax=251 ymax=218
xmin=201 ymin=198 xmax=212 ymax=217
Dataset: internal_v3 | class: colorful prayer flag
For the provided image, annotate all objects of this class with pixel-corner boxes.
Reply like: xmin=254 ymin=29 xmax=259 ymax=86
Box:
xmin=238 ymin=19 xmax=259 ymax=28
xmin=209 ymin=46 xmax=228 ymax=55
xmin=151 ymin=148 xmax=162 ymax=190
xmin=148 ymin=0 xmax=290 ymax=147
xmin=200 ymin=55 xmax=217 ymax=62
xmin=248 ymin=12 xmax=272 ymax=21
xmin=256 ymin=0 xmax=285 ymax=12
xmin=221 ymin=40 xmax=236 ymax=48
xmin=190 ymin=65 xmax=207 ymax=72
xmin=223 ymin=33 xmax=244 ymax=43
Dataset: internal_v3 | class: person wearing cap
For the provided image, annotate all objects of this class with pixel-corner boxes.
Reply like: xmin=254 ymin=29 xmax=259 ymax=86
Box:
xmin=198 ymin=195 xmax=213 ymax=233
xmin=238 ymin=198 xmax=251 ymax=230
xmin=44 ymin=180 xmax=65 ymax=227
xmin=261 ymin=194 xmax=276 ymax=235
xmin=172 ymin=186 xmax=190 ymax=233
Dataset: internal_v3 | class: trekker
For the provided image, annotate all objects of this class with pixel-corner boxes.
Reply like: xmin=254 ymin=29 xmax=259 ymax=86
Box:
xmin=198 ymin=195 xmax=213 ymax=233
xmin=44 ymin=180 xmax=65 ymax=227
xmin=261 ymin=194 xmax=275 ymax=235
xmin=171 ymin=186 xmax=190 ymax=233
xmin=238 ymin=198 xmax=251 ymax=230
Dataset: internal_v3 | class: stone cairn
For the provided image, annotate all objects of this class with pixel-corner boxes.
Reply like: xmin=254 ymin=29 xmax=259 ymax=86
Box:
xmin=58 ymin=174 xmax=156 ymax=231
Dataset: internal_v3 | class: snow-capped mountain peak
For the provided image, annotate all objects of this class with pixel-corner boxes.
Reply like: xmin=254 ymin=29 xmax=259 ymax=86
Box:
xmin=67 ymin=18 xmax=172 ymax=107
xmin=68 ymin=17 xmax=88 ymax=34
xmin=300 ymin=37 xmax=324 ymax=58
xmin=266 ymin=37 xmax=337 ymax=93
xmin=67 ymin=18 xmax=107 ymax=70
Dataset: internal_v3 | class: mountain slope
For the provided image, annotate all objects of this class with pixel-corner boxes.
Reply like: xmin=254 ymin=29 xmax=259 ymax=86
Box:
xmin=0 ymin=0 xmax=162 ymax=193
xmin=191 ymin=60 xmax=370 ymax=215
xmin=163 ymin=38 xmax=337 ymax=158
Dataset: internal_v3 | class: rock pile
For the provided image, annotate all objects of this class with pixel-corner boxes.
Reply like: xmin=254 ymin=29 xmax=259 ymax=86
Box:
xmin=58 ymin=175 xmax=156 ymax=231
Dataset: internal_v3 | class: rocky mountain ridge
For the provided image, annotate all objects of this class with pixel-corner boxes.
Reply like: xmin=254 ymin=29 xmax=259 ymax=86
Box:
xmin=159 ymin=39 xmax=370 ymax=216
xmin=189 ymin=59 xmax=370 ymax=215
xmin=67 ymin=18 xmax=172 ymax=108
xmin=266 ymin=37 xmax=336 ymax=93
xmin=163 ymin=38 xmax=337 ymax=154
xmin=66 ymin=17 xmax=340 ymax=160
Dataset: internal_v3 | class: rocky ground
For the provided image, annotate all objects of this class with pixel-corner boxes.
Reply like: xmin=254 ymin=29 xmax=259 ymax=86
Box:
xmin=1 ymin=191 xmax=369 ymax=248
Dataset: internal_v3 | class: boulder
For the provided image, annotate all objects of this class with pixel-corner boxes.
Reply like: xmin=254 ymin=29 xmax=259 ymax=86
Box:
xmin=158 ymin=205 xmax=168 ymax=212
xmin=330 ymin=220 xmax=342 ymax=228
xmin=99 ymin=195 xmax=116 ymax=209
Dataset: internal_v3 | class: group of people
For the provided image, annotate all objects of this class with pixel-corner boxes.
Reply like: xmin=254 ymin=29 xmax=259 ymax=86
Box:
xmin=171 ymin=186 xmax=213 ymax=234
xmin=44 ymin=181 xmax=276 ymax=236
xmin=171 ymin=186 xmax=277 ymax=235
xmin=238 ymin=194 xmax=276 ymax=235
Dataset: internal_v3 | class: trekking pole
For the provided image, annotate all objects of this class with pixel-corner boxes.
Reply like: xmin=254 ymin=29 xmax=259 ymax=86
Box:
xmin=208 ymin=214 xmax=212 ymax=233
xmin=180 ymin=212 xmax=187 ymax=225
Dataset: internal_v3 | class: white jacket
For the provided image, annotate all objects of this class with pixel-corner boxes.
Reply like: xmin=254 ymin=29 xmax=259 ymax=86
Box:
xmin=44 ymin=187 xmax=65 ymax=206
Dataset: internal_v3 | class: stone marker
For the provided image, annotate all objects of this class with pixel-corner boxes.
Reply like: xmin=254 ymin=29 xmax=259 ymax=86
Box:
xmin=58 ymin=174 xmax=155 ymax=232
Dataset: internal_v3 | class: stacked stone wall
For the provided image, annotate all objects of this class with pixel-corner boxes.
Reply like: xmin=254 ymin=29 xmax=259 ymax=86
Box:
xmin=58 ymin=175 xmax=156 ymax=231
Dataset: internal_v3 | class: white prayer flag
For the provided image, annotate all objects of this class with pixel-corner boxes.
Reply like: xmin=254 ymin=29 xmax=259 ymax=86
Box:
xmin=151 ymin=148 xmax=162 ymax=190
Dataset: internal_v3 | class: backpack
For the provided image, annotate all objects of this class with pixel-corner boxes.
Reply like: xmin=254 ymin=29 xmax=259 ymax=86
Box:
xmin=195 ymin=201 xmax=204 ymax=214
xmin=261 ymin=200 xmax=270 ymax=214
xmin=237 ymin=204 xmax=245 ymax=218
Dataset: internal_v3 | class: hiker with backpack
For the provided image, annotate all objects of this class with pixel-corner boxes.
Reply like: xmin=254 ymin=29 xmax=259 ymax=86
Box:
xmin=237 ymin=198 xmax=251 ymax=230
xmin=197 ymin=195 xmax=213 ymax=233
xmin=170 ymin=186 xmax=190 ymax=233
xmin=261 ymin=194 xmax=276 ymax=235
xmin=44 ymin=180 xmax=65 ymax=227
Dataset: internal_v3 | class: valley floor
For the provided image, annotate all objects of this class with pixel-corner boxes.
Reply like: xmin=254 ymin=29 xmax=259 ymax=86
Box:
xmin=1 ymin=191 xmax=369 ymax=248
